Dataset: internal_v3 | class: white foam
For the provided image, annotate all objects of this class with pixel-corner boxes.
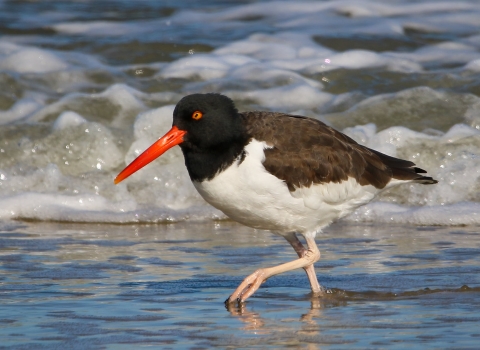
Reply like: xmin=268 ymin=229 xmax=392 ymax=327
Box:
xmin=465 ymin=58 xmax=480 ymax=71
xmin=441 ymin=123 xmax=480 ymax=142
xmin=31 ymin=84 xmax=147 ymax=126
xmin=307 ymin=49 xmax=422 ymax=73
xmin=215 ymin=33 xmax=333 ymax=60
xmin=0 ymin=191 xmax=135 ymax=223
xmin=339 ymin=2 xmax=477 ymax=18
xmin=0 ymin=97 xmax=44 ymax=125
xmin=53 ymin=111 xmax=88 ymax=130
xmin=325 ymin=86 xmax=480 ymax=132
xmin=0 ymin=42 xmax=68 ymax=73
xmin=228 ymin=84 xmax=332 ymax=110
xmin=229 ymin=62 xmax=322 ymax=88
xmin=347 ymin=202 xmax=480 ymax=226
xmin=53 ymin=20 xmax=143 ymax=36
xmin=365 ymin=126 xmax=437 ymax=157
xmin=161 ymin=54 xmax=257 ymax=80
xmin=392 ymin=41 xmax=480 ymax=67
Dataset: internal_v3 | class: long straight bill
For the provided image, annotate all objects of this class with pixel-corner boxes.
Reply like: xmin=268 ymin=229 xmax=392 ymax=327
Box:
xmin=114 ymin=126 xmax=186 ymax=184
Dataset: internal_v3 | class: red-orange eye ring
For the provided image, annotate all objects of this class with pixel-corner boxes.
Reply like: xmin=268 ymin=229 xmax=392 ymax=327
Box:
xmin=192 ymin=111 xmax=203 ymax=120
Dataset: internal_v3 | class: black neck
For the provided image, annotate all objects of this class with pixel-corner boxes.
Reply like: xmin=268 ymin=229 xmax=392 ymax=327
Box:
xmin=181 ymin=139 xmax=248 ymax=182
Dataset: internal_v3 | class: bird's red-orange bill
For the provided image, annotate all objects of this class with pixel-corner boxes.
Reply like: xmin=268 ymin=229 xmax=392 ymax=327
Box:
xmin=114 ymin=126 xmax=186 ymax=184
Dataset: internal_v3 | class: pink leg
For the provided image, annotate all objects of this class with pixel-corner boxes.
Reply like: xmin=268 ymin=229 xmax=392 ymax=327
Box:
xmin=284 ymin=233 xmax=323 ymax=295
xmin=226 ymin=234 xmax=322 ymax=303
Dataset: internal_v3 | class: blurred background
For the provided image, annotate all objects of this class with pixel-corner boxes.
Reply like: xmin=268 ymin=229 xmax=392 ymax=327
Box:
xmin=1 ymin=0 xmax=480 ymax=225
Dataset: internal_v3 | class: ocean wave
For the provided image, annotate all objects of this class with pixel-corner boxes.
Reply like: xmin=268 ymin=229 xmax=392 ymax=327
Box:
xmin=1 ymin=0 xmax=479 ymax=225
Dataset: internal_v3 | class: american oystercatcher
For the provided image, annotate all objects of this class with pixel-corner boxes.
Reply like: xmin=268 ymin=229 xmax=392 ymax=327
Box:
xmin=114 ymin=93 xmax=437 ymax=304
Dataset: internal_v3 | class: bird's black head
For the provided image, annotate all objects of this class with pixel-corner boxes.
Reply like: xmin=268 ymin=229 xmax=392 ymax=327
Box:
xmin=113 ymin=93 xmax=248 ymax=184
xmin=172 ymin=93 xmax=246 ymax=151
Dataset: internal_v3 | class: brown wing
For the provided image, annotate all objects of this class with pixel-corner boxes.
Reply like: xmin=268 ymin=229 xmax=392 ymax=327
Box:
xmin=241 ymin=111 xmax=437 ymax=191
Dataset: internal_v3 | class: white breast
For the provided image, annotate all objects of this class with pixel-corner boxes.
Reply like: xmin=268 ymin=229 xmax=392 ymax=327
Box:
xmin=193 ymin=139 xmax=381 ymax=237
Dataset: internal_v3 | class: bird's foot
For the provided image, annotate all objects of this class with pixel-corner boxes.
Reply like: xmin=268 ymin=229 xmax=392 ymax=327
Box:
xmin=311 ymin=287 xmax=326 ymax=297
xmin=309 ymin=285 xmax=333 ymax=300
xmin=225 ymin=268 xmax=268 ymax=304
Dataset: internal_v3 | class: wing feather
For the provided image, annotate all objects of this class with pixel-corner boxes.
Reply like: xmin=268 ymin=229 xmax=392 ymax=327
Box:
xmin=241 ymin=111 xmax=437 ymax=191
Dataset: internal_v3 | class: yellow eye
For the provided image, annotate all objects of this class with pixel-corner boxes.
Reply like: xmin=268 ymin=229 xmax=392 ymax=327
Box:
xmin=192 ymin=111 xmax=203 ymax=120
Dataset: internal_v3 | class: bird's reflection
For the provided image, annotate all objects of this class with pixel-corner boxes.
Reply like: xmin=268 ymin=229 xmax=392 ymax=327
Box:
xmin=226 ymin=301 xmax=267 ymax=333
xmin=226 ymin=294 xmax=337 ymax=336
xmin=300 ymin=297 xmax=323 ymax=325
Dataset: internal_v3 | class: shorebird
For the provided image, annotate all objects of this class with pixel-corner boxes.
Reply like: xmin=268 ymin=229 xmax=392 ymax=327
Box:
xmin=114 ymin=93 xmax=437 ymax=304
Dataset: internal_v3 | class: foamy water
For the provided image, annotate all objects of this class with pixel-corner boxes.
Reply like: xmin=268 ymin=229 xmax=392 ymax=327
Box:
xmin=1 ymin=0 xmax=480 ymax=225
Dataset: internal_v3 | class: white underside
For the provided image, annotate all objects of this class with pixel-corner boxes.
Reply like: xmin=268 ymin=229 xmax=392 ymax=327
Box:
xmin=194 ymin=139 xmax=407 ymax=238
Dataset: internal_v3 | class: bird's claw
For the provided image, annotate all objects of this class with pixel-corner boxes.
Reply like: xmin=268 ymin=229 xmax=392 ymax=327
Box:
xmin=225 ymin=269 xmax=268 ymax=305
xmin=224 ymin=296 xmax=242 ymax=304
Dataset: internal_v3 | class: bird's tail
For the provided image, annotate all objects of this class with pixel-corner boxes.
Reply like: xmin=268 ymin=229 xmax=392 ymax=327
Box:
xmin=370 ymin=149 xmax=438 ymax=185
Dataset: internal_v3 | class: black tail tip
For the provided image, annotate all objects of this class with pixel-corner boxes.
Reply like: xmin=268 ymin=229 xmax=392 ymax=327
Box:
xmin=416 ymin=176 xmax=438 ymax=184
xmin=414 ymin=167 xmax=437 ymax=184
xmin=414 ymin=167 xmax=427 ymax=174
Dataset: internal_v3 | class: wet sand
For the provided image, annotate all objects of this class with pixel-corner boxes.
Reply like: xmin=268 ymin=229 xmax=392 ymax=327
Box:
xmin=1 ymin=220 xmax=479 ymax=349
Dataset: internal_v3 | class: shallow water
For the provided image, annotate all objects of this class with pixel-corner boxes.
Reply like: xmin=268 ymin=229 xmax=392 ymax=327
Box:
xmin=1 ymin=221 xmax=479 ymax=349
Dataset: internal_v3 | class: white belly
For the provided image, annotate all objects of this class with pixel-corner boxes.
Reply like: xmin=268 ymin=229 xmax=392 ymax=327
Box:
xmin=193 ymin=139 xmax=379 ymax=237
